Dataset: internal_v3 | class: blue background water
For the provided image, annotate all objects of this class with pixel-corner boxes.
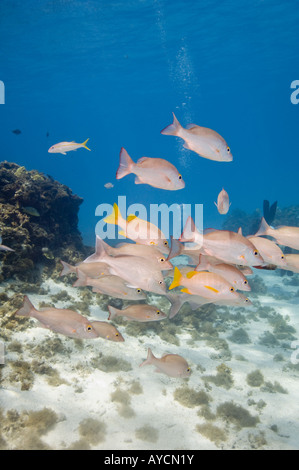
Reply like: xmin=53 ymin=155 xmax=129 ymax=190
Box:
xmin=1 ymin=0 xmax=298 ymax=245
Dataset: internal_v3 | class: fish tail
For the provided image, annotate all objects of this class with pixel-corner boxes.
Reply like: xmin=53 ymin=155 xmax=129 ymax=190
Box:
xmin=59 ymin=260 xmax=74 ymax=276
xmin=139 ymin=347 xmax=155 ymax=367
xmin=82 ymin=138 xmax=91 ymax=151
xmin=169 ymin=266 xmax=183 ymax=290
xmin=15 ymin=295 xmax=36 ymax=317
xmin=104 ymin=202 xmax=124 ymax=227
xmin=107 ymin=305 xmax=120 ymax=321
xmin=180 ymin=216 xmax=197 ymax=242
xmin=255 ymin=217 xmax=271 ymax=237
xmin=166 ymin=236 xmax=183 ymax=261
xmin=160 ymin=112 xmax=182 ymax=136
xmin=166 ymin=293 xmax=185 ymax=319
xmin=116 ymin=147 xmax=134 ymax=179
xmin=73 ymin=269 xmax=88 ymax=287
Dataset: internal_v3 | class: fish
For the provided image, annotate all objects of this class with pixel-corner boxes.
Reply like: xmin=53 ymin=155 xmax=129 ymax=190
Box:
xmin=108 ymin=304 xmax=167 ymax=322
xmin=160 ymin=113 xmax=233 ymax=162
xmin=247 ymin=235 xmax=287 ymax=267
xmin=15 ymin=296 xmax=98 ymax=339
xmin=139 ymin=348 xmax=191 ymax=378
xmin=73 ymin=269 xmax=147 ymax=300
xmin=104 ymin=203 xmax=169 ymax=253
xmin=0 ymin=236 xmax=14 ymax=252
xmin=23 ymin=207 xmax=40 ymax=217
xmin=89 ymin=321 xmax=124 ymax=342
xmin=279 ymin=254 xmax=299 ymax=273
xmin=12 ymin=129 xmax=21 ymax=135
xmin=215 ymin=188 xmax=231 ymax=215
xmin=82 ymin=237 xmax=167 ymax=295
xmin=84 ymin=236 xmax=173 ymax=271
xmin=263 ymin=200 xmax=277 ymax=225
xmin=169 ymin=266 xmax=241 ymax=301
xmin=48 ymin=138 xmax=91 ymax=155
xmin=255 ymin=217 xmax=299 ymax=251
xmin=60 ymin=260 xmax=111 ymax=278
xmin=116 ymin=147 xmax=185 ymax=191
xmin=180 ymin=217 xmax=264 ymax=266
xmin=104 ymin=182 xmax=114 ymax=189
xmin=196 ymin=255 xmax=251 ymax=291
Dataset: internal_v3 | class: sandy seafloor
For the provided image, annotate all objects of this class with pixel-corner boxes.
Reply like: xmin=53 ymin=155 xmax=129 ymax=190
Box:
xmin=1 ymin=268 xmax=299 ymax=451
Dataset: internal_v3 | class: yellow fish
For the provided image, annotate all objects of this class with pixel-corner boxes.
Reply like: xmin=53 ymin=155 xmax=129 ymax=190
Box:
xmin=48 ymin=138 xmax=90 ymax=155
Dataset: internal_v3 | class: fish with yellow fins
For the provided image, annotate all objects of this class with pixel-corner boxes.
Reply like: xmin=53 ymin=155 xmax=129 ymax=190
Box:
xmin=104 ymin=203 xmax=169 ymax=253
xmin=48 ymin=138 xmax=91 ymax=155
xmin=169 ymin=266 xmax=242 ymax=302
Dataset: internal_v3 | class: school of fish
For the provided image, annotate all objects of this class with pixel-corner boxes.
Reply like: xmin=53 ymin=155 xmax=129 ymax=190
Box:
xmin=2 ymin=112 xmax=299 ymax=379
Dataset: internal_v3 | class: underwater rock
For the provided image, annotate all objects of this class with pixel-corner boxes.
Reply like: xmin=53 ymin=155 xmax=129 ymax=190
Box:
xmin=0 ymin=161 xmax=87 ymax=280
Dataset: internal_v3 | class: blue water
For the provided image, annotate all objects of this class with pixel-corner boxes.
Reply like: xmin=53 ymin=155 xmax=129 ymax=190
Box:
xmin=1 ymin=0 xmax=299 ymax=245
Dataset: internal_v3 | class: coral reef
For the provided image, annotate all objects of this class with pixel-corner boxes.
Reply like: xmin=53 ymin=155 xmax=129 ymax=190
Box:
xmin=0 ymin=162 xmax=87 ymax=281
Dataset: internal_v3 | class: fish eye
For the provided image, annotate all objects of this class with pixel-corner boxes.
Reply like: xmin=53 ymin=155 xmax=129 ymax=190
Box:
xmin=227 ymin=147 xmax=230 ymax=152
xmin=244 ymin=280 xmax=248 ymax=285
xmin=245 ymin=298 xmax=249 ymax=303
xmin=159 ymin=257 xmax=165 ymax=263
xmin=254 ymin=250 xmax=259 ymax=256
xmin=178 ymin=174 xmax=182 ymax=180
xmin=116 ymin=333 xmax=119 ymax=336
xmin=156 ymin=310 xmax=160 ymax=315
xmin=136 ymin=288 xmax=141 ymax=293
xmin=164 ymin=240 xmax=168 ymax=246
xmin=187 ymin=368 xmax=190 ymax=372
xmin=230 ymin=287 xmax=235 ymax=292
xmin=87 ymin=325 xmax=92 ymax=331
xmin=281 ymin=255 xmax=285 ymax=259
xmin=159 ymin=280 xmax=163 ymax=285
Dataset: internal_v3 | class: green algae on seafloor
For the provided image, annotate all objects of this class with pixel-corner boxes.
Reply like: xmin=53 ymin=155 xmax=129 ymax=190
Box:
xmin=196 ymin=423 xmax=227 ymax=445
xmin=173 ymin=386 xmax=211 ymax=408
xmin=135 ymin=424 xmax=159 ymax=443
xmin=216 ymin=401 xmax=259 ymax=428
xmin=111 ymin=388 xmax=135 ymax=418
xmin=246 ymin=369 xmax=264 ymax=387
xmin=78 ymin=417 xmax=106 ymax=445
xmin=228 ymin=328 xmax=251 ymax=344
xmin=203 ymin=363 xmax=234 ymax=390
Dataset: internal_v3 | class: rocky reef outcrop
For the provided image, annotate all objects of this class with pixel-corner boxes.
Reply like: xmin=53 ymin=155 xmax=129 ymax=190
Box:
xmin=0 ymin=162 xmax=87 ymax=281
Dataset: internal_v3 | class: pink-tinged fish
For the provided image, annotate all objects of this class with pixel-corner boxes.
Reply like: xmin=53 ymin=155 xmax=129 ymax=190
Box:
xmin=166 ymin=290 xmax=252 ymax=319
xmin=108 ymin=304 xmax=167 ymax=322
xmin=0 ymin=236 xmax=14 ymax=252
xmin=116 ymin=147 xmax=185 ymax=191
xmin=73 ymin=269 xmax=146 ymax=300
xmin=15 ymin=296 xmax=98 ymax=339
xmin=255 ymin=217 xmax=299 ymax=251
xmin=196 ymin=255 xmax=251 ymax=291
xmin=140 ymin=348 xmax=191 ymax=378
xmin=278 ymin=254 xmax=299 ymax=273
xmin=60 ymin=260 xmax=111 ymax=278
xmin=84 ymin=236 xmax=173 ymax=271
xmin=180 ymin=217 xmax=264 ymax=266
xmin=90 ymin=321 xmax=124 ymax=342
xmin=215 ymin=188 xmax=231 ymax=215
xmin=85 ymin=236 xmax=167 ymax=295
xmin=161 ymin=113 xmax=233 ymax=162
xmin=169 ymin=266 xmax=240 ymax=301
xmin=48 ymin=138 xmax=90 ymax=155
xmin=247 ymin=236 xmax=287 ymax=268
xmin=104 ymin=203 xmax=169 ymax=253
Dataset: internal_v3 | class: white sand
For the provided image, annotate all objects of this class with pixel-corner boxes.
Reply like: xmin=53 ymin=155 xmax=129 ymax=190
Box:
xmin=1 ymin=269 xmax=299 ymax=450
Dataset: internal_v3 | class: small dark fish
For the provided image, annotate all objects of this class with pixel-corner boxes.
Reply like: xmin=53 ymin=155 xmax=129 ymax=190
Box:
xmin=263 ymin=200 xmax=277 ymax=226
xmin=12 ymin=129 xmax=21 ymax=135
xmin=46 ymin=132 xmax=50 ymax=137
